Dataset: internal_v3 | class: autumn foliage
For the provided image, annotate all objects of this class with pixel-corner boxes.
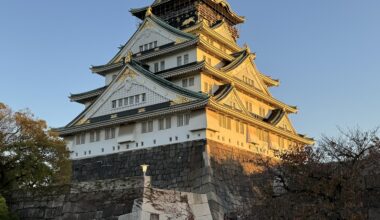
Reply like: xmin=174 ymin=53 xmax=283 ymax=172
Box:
xmin=0 ymin=103 xmax=71 ymax=195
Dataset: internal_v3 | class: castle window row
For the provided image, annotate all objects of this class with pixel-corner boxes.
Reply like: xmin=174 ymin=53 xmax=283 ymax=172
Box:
xmin=242 ymin=76 xmax=255 ymax=87
xmin=75 ymin=127 xmax=116 ymax=145
xmin=141 ymin=113 xmax=191 ymax=134
xmin=182 ymin=77 xmax=195 ymax=88
xmin=203 ymin=82 xmax=213 ymax=94
xmin=177 ymin=54 xmax=189 ymax=66
xmin=153 ymin=60 xmax=165 ymax=73
xmin=139 ymin=41 xmax=158 ymax=52
xmin=112 ymin=93 xmax=146 ymax=109
xmin=246 ymin=101 xmax=253 ymax=112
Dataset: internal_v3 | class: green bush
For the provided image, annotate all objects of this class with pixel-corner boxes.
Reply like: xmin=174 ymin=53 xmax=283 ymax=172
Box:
xmin=0 ymin=196 xmax=17 ymax=220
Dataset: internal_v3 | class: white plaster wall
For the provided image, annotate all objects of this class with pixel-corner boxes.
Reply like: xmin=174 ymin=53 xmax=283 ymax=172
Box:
xmin=69 ymin=110 xmax=206 ymax=160
xmin=146 ymin=48 xmax=197 ymax=72
xmin=171 ymin=73 xmax=202 ymax=93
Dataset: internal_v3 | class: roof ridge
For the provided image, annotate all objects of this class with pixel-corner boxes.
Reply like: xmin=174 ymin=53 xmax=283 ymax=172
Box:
xmin=220 ymin=49 xmax=250 ymax=72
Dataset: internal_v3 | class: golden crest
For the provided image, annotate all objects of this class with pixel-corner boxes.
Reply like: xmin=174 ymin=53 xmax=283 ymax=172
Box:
xmin=171 ymin=96 xmax=190 ymax=105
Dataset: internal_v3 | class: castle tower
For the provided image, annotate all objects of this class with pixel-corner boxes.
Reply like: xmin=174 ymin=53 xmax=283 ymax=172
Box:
xmin=58 ymin=0 xmax=313 ymax=218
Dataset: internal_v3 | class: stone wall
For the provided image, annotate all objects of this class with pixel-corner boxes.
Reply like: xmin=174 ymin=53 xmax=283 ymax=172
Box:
xmin=7 ymin=140 xmax=380 ymax=219
xmin=7 ymin=177 xmax=145 ymax=220
xmin=70 ymin=140 xmax=266 ymax=219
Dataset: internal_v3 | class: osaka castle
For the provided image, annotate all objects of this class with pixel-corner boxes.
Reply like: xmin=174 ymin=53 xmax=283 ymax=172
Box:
xmin=58 ymin=0 xmax=313 ymax=160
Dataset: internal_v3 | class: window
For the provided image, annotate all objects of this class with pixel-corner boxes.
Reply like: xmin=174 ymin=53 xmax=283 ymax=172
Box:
xmin=135 ymin=95 xmax=140 ymax=104
xmin=177 ymin=56 xmax=182 ymax=66
xmin=166 ymin=117 xmax=171 ymax=129
xmin=154 ymin=63 xmax=159 ymax=72
xmin=188 ymin=77 xmax=194 ymax=86
xmin=246 ymin=102 xmax=252 ymax=112
xmin=76 ymin=133 xmax=86 ymax=145
xmin=105 ymin=128 xmax=116 ymax=140
xmin=142 ymin=122 xmax=147 ymax=133
xmin=90 ymin=131 xmax=95 ymax=143
xmin=204 ymin=82 xmax=209 ymax=93
xmin=144 ymin=44 xmax=148 ymax=51
xmin=124 ymin=98 xmax=129 ymax=106
xmin=259 ymin=107 xmax=266 ymax=117
xmin=240 ymin=123 xmax=245 ymax=134
xmin=160 ymin=61 xmax=165 ymax=71
xmin=185 ymin=113 xmax=190 ymax=125
xmin=112 ymin=100 xmax=117 ymax=109
xmin=184 ymin=54 xmax=189 ymax=64
xmin=154 ymin=41 xmax=158 ymax=48
xmin=177 ymin=114 xmax=190 ymax=127
xmin=139 ymin=46 xmax=143 ymax=52
xmin=218 ymin=114 xmax=231 ymax=130
xmin=159 ymin=118 xmax=165 ymax=130
xmin=182 ymin=78 xmax=188 ymax=87
xmin=80 ymin=133 xmax=85 ymax=144
xmin=129 ymin=96 xmax=134 ymax=105
xmin=102 ymin=148 xmax=104 ymax=153
xmin=148 ymin=121 xmax=153 ymax=132
xmin=118 ymin=99 xmax=123 ymax=107
xmin=149 ymin=42 xmax=153 ymax=49
xmin=177 ymin=114 xmax=184 ymax=127
xmin=142 ymin=121 xmax=153 ymax=133
xmin=142 ymin=93 xmax=146 ymax=102
xmin=226 ymin=117 xmax=231 ymax=130
xmin=96 ymin=130 xmax=101 ymax=141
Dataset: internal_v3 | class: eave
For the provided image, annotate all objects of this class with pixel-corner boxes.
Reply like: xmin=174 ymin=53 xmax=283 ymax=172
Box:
xmin=221 ymin=49 xmax=251 ymax=72
xmin=92 ymin=38 xmax=199 ymax=76
xmin=57 ymin=99 xmax=209 ymax=136
xmin=156 ymin=61 xmax=205 ymax=79
xmin=69 ymin=86 xmax=108 ymax=104
xmin=91 ymin=62 xmax=124 ymax=76
xmin=203 ymin=63 xmax=298 ymax=113
xmin=199 ymin=38 xmax=234 ymax=62
xmin=207 ymin=100 xmax=314 ymax=145
xmin=183 ymin=21 xmax=242 ymax=53
xmin=129 ymin=60 xmax=208 ymax=100
xmin=260 ymin=74 xmax=280 ymax=87
xmin=135 ymin=38 xmax=199 ymax=62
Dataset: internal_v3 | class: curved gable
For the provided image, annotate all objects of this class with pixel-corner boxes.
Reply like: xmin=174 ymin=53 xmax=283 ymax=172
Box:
xmin=109 ymin=14 xmax=195 ymax=64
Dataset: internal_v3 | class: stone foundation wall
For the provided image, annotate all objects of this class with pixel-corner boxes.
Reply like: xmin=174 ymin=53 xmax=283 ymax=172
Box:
xmin=7 ymin=177 xmax=145 ymax=220
xmin=70 ymin=140 xmax=265 ymax=219
xmin=7 ymin=140 xmax=380 ymax=219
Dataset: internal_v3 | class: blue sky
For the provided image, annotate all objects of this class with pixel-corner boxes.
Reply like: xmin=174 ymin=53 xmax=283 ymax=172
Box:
xmin=0 ymin=0 xmax=379 ymax=138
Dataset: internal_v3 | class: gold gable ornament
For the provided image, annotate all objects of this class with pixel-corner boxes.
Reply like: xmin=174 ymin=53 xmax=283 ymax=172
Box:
xmin=171 ymin=96 xmax=190 ymax=105
xmin=145 ymin=7 xmax=153 ymax=17
xmin=124 ymin=51 xmax=133 ymax=64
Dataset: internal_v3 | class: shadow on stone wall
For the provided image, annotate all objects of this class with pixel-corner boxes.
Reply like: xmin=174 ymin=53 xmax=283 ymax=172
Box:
xmin=6 ymin=140 xmax=380 ymax=220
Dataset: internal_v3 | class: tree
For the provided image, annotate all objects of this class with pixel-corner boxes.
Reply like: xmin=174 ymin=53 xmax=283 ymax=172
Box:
xmin=0 ymin=103 xmax=71 ymax=195
xmin=0 ymin=195 xmax=17 ymax=220
xmin=259 ymin=128 xmax=380 ymax=219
